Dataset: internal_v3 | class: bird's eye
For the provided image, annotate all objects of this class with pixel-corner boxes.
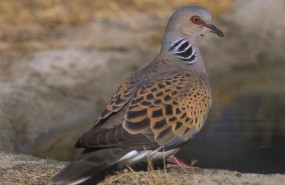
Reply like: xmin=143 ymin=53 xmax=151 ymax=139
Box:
xmin=190 ymin=15 xmax=201 ymax=25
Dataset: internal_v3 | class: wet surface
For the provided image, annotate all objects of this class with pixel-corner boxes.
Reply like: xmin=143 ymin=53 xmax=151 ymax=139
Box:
xmin=178 ymin=94 xmax=285 ymax=174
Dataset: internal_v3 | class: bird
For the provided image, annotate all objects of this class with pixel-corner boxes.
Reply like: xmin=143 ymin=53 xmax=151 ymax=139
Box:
xmin=53 ymin=5 xmax=223 ymax=185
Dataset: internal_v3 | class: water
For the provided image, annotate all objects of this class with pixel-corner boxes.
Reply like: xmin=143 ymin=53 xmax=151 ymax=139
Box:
xmin=178 ymin=94 xmax=285 ymax=174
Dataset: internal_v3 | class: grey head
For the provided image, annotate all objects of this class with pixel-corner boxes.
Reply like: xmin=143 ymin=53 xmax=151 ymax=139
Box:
xmin=161 ymin=6 xmax=223 ymax=65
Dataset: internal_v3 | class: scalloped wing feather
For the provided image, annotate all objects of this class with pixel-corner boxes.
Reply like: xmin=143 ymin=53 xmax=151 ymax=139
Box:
xmin=123 ymin=73 xmax=211 ymax=147
xmin=77 ymin=73 xmax=211 ymax=150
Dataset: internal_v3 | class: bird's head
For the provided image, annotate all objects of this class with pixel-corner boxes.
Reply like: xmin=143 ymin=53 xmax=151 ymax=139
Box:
xmin=163 ymin=6 xmax=223 ymax=47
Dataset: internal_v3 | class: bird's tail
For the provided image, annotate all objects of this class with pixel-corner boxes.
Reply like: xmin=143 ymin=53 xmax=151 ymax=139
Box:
xmin=52 ymin=148 xmax=133 ymax=185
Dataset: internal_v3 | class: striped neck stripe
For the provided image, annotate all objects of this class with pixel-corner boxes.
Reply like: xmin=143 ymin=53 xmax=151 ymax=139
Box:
xmin=169 ymin=38 xmax=196 ymax=65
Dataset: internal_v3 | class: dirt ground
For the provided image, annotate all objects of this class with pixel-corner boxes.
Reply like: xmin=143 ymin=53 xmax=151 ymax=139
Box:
xmin=1 ymin=152 xmax=284 ymax=185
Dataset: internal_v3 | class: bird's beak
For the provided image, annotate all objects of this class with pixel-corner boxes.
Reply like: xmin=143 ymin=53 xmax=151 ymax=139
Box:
xmin=205 ymin=24 xmax=224 ymax=37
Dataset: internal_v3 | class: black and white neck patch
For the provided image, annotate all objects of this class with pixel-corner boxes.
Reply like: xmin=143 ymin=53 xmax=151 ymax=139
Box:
xmin=169 ymin=38 xmax=196 ymax=64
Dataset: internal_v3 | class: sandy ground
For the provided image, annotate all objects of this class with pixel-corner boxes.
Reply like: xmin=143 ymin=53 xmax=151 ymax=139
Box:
xmin=0 ymin=152 xmax=284 ymax=185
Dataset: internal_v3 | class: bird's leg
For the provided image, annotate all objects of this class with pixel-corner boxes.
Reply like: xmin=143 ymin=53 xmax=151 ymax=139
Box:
xmin=166 ymin=155 xmax=196 ymax=169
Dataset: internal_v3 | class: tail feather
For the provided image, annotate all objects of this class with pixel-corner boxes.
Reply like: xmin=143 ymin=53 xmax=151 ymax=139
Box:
xmin=52 ymin=148 xmax=132 ymax=185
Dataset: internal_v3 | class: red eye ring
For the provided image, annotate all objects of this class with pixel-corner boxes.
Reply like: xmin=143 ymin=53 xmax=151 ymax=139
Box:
xmin=190 ymin=15 xmax=201 ymax=25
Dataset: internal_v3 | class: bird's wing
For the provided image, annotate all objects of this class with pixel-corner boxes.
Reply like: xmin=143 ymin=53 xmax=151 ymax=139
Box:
xmin=95 ymin=76 xmax=139 ymax=125
xmin=76 ymin=73 xmax=211 ymax=149
xmin=124 ymin=73 xmax=211 ymax=148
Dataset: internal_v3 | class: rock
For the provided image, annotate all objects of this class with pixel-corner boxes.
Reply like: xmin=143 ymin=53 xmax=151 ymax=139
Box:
xmin=202 ymin=0 xmax=285 ymax=75
xmin=0 ymin=152 xmax=284 ymax=185
xmin=0 ymin=11 xmax=160 ymax=158
xmin=0 ymin=47 xmax=153 ymax=159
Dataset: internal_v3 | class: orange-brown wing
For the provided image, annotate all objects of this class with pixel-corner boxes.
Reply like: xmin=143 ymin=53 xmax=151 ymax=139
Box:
xmin=123 ymin=73 xmax=211 ymax=148
xmin=95 ymin=76 xmax=138 ymax=125
xmin=77 ymin=73 xmax=211 ymax=150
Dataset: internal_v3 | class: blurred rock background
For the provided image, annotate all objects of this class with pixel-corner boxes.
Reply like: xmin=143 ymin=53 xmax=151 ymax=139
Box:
xmin=0 ymin=0 xmax=284 ymax=174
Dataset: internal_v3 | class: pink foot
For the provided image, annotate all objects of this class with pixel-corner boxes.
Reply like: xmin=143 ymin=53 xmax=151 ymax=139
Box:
xmin=166 ymin=156 xmax=199 ymax=170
